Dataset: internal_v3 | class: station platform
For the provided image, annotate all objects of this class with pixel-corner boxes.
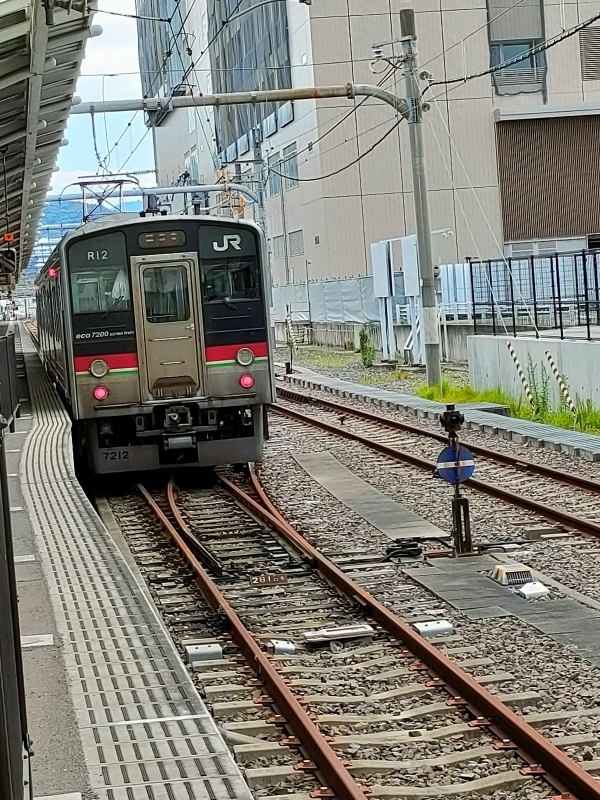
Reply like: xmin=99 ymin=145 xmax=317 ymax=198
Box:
xmin=280 ymin=368 xmax=600 ymax=460
xmin=9 ymin=329 xmax=251 ymax=800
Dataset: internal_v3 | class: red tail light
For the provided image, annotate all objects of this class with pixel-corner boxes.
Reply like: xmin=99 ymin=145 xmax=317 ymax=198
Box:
xmin=239 ymin=374 xmax=254 ymax=389
xmin=93 ymin=385 xmax=109 ymax=401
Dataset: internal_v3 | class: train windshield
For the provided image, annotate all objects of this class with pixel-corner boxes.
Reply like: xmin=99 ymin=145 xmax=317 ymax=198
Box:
xmin=143 ymin=265 xmax=191 ymax=324
xmin=68 ymin=232 xmax=130 ymax=315
xmin=70 ymin=265 xmax=131 ymax=314
xmin=202 ymin=257 xmax=261 ymax=303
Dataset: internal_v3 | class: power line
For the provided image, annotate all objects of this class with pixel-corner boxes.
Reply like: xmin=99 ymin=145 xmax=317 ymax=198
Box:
xmin=80 ymin=56 xmax=418 ymax=77
xmin=268 ymin=65 xmax=397 ymax=175
xmin=267 ymin=117 xmax=403 ymax=183
xmin=418 ymin=0 xmax=531 ymax=74
xmin=168 ymin=20 xmax=220 ymax=170
xmin=427 ymin=9 xmax=600 ymax=91
xmin=116 ymin=127 xmax=152 ymax=172
xmin=96 ymin=8 xmax=169 ymax=21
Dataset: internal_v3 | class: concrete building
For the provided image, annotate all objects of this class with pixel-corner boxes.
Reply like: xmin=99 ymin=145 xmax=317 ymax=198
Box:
xmin=135 ymin=0 xmax=600 ymax=289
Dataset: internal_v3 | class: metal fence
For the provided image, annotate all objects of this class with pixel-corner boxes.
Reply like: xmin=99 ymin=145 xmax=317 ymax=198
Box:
xmin=0 ymin=326 xmax=19 ymax=430
xmin=468 ymin=250 xmax=600 ymax=340
xmin=0 ymin=323 xmax=31 ymax=799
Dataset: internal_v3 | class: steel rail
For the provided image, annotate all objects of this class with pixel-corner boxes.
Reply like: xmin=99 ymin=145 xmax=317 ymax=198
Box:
xmin=219 ymin=469 xmax=600 ymax=800
xmin=272 ymin=403 xmax=600 ymax=539
xmin=276 ymin=386 xmax=600 ymax=494
xmin=137 ymin=482 xmax=368 ymax=800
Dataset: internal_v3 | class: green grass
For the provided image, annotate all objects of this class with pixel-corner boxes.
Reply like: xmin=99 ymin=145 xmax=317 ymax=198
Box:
xmin=358 ymin=370 xmax=412 ymax=386
xmin=287 ymin=347 xmax=361 ymax=370
xmin=416 ymin=379 xmax=600 ymax=435
xmin=417 ymin=379 xmax=509 ymax=406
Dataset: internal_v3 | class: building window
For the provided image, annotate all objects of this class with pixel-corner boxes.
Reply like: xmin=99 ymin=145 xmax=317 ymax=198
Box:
xmin=268 ymin=153 xmax=281 ymax=196
xmin=289 ymin=230 xmax=304 ymax=257
xmin=188 ymin=107 xmax=196 ymax=133
xmin=206 ymin=0 xmax=292 ymax=153
xmin=273 ymin=235 xmax=285 ymax=259
xmin=282 ymin=143 xmax=299 ymax=190
xmin=136 ymin=0 xmax=192 ymax=98
xmin=189 ymin=146 xmax=199 ymax=182
xmin=490 ymin=40 xmax=546 ymax=94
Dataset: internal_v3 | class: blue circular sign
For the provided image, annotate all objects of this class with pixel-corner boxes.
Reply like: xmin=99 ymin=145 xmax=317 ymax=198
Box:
xmin=437 ymin=445 xmax=475 ymax=484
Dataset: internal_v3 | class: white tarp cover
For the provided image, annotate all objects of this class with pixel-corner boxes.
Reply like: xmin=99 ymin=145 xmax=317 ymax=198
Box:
xmin=272 ymin=265 xmax=466 ymax=324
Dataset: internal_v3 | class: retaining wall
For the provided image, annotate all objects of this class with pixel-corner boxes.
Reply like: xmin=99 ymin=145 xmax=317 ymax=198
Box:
xmin=468 ymin=334 xmax=600 ymax=405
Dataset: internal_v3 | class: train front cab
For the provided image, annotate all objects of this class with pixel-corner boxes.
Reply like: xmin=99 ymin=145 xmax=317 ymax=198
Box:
xmin=65 ymin=219 xmax=273 ymax=473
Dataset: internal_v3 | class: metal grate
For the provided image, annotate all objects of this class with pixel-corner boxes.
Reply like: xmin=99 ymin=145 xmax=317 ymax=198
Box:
xmin=19 ymin=329 xmax=251 ymax=800
xmin=496 ymin=115 xmax=600 ymax=241
xmin=273 ymin=234 xmax=285 ymax=259
xmin=580 ymin=27 xmax=600 ymax=80
xmin=289 ymin=229 xmax=304 ymax=258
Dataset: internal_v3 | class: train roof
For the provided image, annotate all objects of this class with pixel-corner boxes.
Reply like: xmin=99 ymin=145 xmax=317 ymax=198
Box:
xmin=67 ymin=213 xmax=261 ymax=239
xmin=35 ymin=213 xmax=263 ymax=282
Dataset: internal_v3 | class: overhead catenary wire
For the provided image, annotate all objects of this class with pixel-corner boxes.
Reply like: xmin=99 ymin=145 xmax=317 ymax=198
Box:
xmin=116 ymin=127 xmax=152 ymax=173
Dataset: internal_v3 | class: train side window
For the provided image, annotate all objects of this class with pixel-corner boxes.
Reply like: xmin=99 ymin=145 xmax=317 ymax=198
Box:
xmin=70 ymin=266 xmax=131 ymax=314
xmin=143 ymin=265 xmax=190 ymax=323
xmin=202 ymin=258 xmax=261 ymax=303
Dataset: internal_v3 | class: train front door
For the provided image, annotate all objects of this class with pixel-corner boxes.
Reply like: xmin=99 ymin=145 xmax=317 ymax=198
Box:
xmin=132 ymin=254 xmax=204 ymax=401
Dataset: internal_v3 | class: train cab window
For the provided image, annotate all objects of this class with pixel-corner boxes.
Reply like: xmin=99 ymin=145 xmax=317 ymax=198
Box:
xmin=143 ymin=265 xmax=190 ymax=323
xmin=70 ymin=266 xmax=131 ymax=314
xmin=202 ymin=258 xmax=261 ymax=303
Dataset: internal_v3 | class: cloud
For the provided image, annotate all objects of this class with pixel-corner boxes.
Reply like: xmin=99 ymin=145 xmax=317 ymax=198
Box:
xmin=55 ymin=0 xmax=155 ymax=189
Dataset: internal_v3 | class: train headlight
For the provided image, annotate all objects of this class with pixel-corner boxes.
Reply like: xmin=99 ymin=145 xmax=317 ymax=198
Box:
xmin=239 ymin=374 xmax=255 ymax=389
xmin=93 ymin=385 xmax=109 ymax=401
xmin=236 ymin=348 xmax=255 ymax=366
xmin=89 ymin=359 xmax=109 ymax=378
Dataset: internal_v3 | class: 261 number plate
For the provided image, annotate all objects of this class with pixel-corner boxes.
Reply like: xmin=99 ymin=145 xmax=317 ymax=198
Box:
xmin=250 ymin=573 xmax=287 ymax=586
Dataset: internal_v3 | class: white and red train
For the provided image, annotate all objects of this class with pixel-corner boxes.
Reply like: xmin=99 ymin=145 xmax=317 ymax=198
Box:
xmin=35 ymin=213 xmax=274 ymax=474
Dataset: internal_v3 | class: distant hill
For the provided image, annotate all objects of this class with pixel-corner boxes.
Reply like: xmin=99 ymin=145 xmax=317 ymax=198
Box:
xmin=26 ymin=199 xmax=143 ymax=275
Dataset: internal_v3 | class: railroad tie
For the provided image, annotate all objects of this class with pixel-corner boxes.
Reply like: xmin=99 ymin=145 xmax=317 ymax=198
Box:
xmin=544 ymin=350 xmax=577 ymax=416
xmin=505 ymin=341 xmax=536 ymax=411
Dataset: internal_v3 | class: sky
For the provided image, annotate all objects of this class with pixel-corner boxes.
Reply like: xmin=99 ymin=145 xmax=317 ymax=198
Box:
xmin=53 ymin=0 xmax=156 ymax=195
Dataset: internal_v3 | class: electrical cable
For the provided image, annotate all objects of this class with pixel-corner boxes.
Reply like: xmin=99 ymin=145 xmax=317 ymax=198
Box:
xmin=417 ymin=0 xmax=531 ymax=75
xmin=428 ymin=94 xmax=540 ymax=333
xmin=116 ymin=127 xmax=152 ymax=173
xmin=424 ymin=102 xmax=511 ymax=338
xmin=167 ymin=21 xmax=220 ymax=171
xmin=90 ymin=111 xmax=108 ymax=174
xmin=267 ymin=117 xmax=403 ymax=183
xmin=426 ymin=9 xmax=600 ymax=91
xmin=270 ymin=64 xmax=397 ymax=174
xmin=96 ymin=8 xmax=169 ymax=21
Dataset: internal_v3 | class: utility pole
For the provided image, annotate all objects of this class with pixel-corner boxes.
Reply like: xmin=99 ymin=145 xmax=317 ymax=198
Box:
xmin=251 ymin=119 xmax=274 ymax=282
xmin=400 ymin=9 xmax=442 ymax=386
xmin=252 ymin=123 xmax=268 ymax=236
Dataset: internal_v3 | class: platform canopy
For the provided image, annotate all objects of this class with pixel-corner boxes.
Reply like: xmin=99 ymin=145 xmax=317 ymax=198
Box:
xmin=0 ymin=0 xmax=96 ymax=290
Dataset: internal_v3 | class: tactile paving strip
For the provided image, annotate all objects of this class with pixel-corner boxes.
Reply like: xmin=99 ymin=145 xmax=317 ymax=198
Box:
xmin=19 ymin=333 xmax=252 ymax=800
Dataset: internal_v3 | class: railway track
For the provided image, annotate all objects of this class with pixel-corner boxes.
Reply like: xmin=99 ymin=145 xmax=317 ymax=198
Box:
xmin=274 ymin=386 xmax=600 ymax=541
xmin=106 ymin=472 xmax=600 ymax=800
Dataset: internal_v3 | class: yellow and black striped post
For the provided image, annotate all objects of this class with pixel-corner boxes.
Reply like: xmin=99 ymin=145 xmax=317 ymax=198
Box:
xmin=506 ymin=341 xmax=537 ymax=411
xmin=544 ymin=350 xmax=577 ymax=416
